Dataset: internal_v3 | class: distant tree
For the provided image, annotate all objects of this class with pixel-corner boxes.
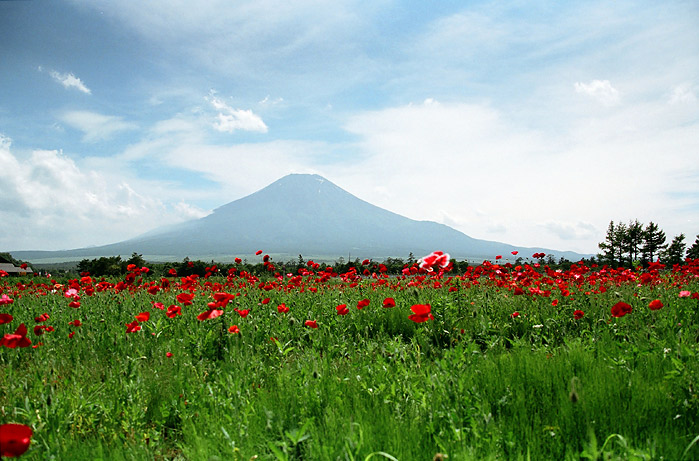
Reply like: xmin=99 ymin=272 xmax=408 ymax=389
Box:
xmin=126 ymin=253 xmax=146 ymax=269
xmin=660 ymin=234 xmax=686 ymax=266
xmin=598 ymin=221 xmax=625 ymax=266
xmin=641 ymin=222 xmax=666 ymax=264
xmin=622 ymin=219 xmax=644 ymax=266
xmin=688 ymin=235 xmax=699 ymax=260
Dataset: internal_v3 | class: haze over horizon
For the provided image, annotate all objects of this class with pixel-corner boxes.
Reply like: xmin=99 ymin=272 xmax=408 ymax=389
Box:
xmin=1 ymin=1 xmax=697 ymax=254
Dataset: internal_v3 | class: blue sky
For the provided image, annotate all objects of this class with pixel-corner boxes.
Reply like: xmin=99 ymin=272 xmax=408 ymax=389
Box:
xmin=1 ymin=0 xmax=697 ymax=255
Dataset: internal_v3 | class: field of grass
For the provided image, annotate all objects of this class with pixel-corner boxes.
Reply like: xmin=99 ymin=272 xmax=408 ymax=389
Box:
xmin=1 ymin=256 xmax=698 ymax=460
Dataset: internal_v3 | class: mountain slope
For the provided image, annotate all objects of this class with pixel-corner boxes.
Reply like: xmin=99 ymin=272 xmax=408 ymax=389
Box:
xmin=12 ymin=174 xmax=590 ymax=262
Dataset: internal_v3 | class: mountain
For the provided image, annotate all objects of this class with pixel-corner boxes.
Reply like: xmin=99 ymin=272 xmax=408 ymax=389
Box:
xmin=12 ymin=174 xmax=590 ymax=262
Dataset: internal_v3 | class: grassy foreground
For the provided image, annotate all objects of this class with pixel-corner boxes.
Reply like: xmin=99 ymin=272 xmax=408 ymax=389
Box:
xmin=1 ymin=260 xmax=698 ymax=460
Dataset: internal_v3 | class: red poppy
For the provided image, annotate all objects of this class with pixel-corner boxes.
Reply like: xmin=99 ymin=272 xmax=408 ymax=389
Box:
xmin=69 ymin=319 xmax=82 ymax=327
xmin=382 ymin=297 xmax=396 ymax=308
xmin=0 ymin=423 xmax=33 ymax=457
xmin=513 ymin=287 xmax=524 ymax=296
xmin=33 ymin=325 xmax=54 ymax=336
xmin=135 ymin=312 xmax=150 ymax=322
xmin=408 ymin=304 xmax=434 ymax=323
xmin=68 ymin=331 xmax=76 ymax=339
xmin=125 ymin=320 xmax=141 ymax=333
xmin=228 ymin=325 xmax=240 ymax=334
xmin=166 ymin=352 xmax=173 ymax=358
xmin=277 ymin=303 xmax=289 ymax=313
xmin=511 ymin=251 xmax=518 ymax=255
xmin=495 ymin=255 xmax=502 ymax=260
xmin=255 ymin=250 xmax=263 ymax=255
xmin=68 ymin=300 xmax=80 ymax=308
xmin=197 ymin=309 xmax=223 ymax=321
xmin=551 ymin=299 xmax=559 ymax=307
xmin=213 ymin=292 xmax=235 ymax=306
xmin=166 ymin=305 xmax=182 ymax=318
xmin=511 ymin=311 xmax=520 ymax=318
xmin=235 ymin=308 xmax=250 ymax=318
xmin=305 ymin=320 xmax=318 ymax=328
xmin=0 ymin=294 xmax=13 ymax=305
xmin=1 ymin=324 xmax=31 ymax=348
xmin=357 ymin=299 xmax=370 ymax=310
xmin=648 ymin=299 xmax=663 ymax=311
xmin=235 ymin=257 xmax=242 ymax=264
xmin=678 ymin=290 xmax=691 ymax=298
xmin=611 ymin=301 xmax=633 ymax=318
xmin=573 ymin=310 xmax=585 ymax=319
xmin=168 ymin=268 xmax=177 ymax=277
xmin=34 ymin=313 xmax=50 ymax=323
xmin=261 ymin=297 xmax=270 ymax=305
xmin=418 ymin=251 xmax=450 ymax=272
xmin=0 ymin=313 xmax=13 ymax=324
xmin=336 ymin=304 xmax=349 ymax=315
xmin=176 ymin=293 xmax=195 ymax=305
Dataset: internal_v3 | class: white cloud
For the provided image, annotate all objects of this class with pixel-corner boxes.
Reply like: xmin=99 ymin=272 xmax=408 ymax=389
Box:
xmin=669 ymin=84 xmax=697 ymax=104
xmin=574 ymin=80 xmax=620 ymax=106
xmin=208 ymin=96 xmax=268 ymax=133
xmin=60 ymin=110 xmax=138 ymax=142
xmin=0 ymin=135 xmax=206 ymax=250
xmin=48 ymin=70 xmax=91 ymax=94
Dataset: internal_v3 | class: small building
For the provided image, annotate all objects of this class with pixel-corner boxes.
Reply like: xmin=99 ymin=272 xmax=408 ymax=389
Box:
xmin=0 ymin=255 xmax=33 ymax=276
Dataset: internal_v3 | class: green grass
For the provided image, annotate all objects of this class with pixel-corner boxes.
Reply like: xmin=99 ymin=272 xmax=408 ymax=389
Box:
xmin=1 ymin=268 xmax=698 ymax=460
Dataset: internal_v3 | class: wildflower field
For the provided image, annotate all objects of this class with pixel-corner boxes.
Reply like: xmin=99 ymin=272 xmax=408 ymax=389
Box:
xmin=1 ymin=253 xmax=698 ymax=460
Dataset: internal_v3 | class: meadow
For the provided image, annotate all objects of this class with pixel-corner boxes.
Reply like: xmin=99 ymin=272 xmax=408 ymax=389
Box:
xmin=1 ymin=253 xmax=698 ymax=460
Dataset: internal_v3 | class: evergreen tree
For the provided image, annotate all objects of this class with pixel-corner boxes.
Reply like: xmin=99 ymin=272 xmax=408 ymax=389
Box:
xmin=661 ymin=234 xmax=686 ymax=265
xmin=641 ymin=221 xmax=666 ymax=264
xmin=598 ymin=221 xmax=622 ymax=266
xmin=622 ymin=219 xmax=644 ymax=266
xmin=688 ymin=234 xmax=699 ymax=260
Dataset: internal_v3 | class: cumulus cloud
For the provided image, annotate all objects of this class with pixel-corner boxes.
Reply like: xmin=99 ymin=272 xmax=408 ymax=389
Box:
xmin=48 ymin=70 xmax=92 ymax=94
xmin=208 ymin=96 xmax=268 ymax=133
xmin=0 ymin=135 xmax=206 ymax=250
xmin=574 ymin=79 xmax=620 ymax=106
xmin=669 ymin=84 xmax=697 ymax=104
xmin=60 ymin=110 xmax=138 ymax=142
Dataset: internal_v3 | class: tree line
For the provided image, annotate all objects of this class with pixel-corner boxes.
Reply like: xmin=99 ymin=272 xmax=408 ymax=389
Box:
xmin=598 ymin=220 xmax=699 ymax=267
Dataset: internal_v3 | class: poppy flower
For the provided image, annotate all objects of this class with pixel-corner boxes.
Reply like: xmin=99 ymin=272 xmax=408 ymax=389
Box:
xmin=235 ymin=308 xmax=250 ymax=318
xmin=573 ymin=310 xmax=585 ymax=319
xmin=305 ymin=320 xmax=318 ymax=328
xmin=34 ymin=313 xmax=49 ymax=323
xmin=176 ymin=293 xmax=195 ymax=305
xmin=166 ymin=352 xmax=173 ymax=358
xmin=277 ymin=303 xmax=289 ymax=313
xmin=511 ymin=251 xmax=518 ymax=255
xmin=382 ymin=297 xmax=396 ymax=308
xmin=0 ymin=423 xmax=33 ymax=457
xmin=68 ymin=300 xmax=80 ymax=308
xmin=551 ymin=299 xmax=559 ymax=307
xmin=152 ymin=302 xmax=165 ymax=310
xmin=418 ymin=251 xmax=450 ymax=272
xmin=255 ymin=250 xmax=263 ymax=255
xmin=68 ymin=331 xmax=76 ymax=339
xmin=1 ymin=324 xmax=31 ymax=348
xmin=0 ymin=294 xmax=14 ymax=305
xmin=166 ymin=305 xmax=182 ymax=318
xmin=611 ymin=301 xmax=633 ymax=318
xmin=356 ymin=299 xmax=370 ymax=310
xmin=69 ymin=319 xmax=82 ymax=327
xmin=0 ymin=313 xmax=13 ymax=324
xmin=648 ymin=299 xmax=664 ymax=311
xmin=336 ymin=304 xmax=349 ymax=315
xmin=408 ymin=304 xmax=434 ymax=323
xmin=235 ymin=257 xmax=242 ymax=264
xmin=168 ymin=268 xmax=177 ymax=277
xmin=135 ymin=312 xmax=150 ymax=322
xmin=261 ymin=297 xmax=270 ymax=305
xmin=228 ymin=325 xmax=240 ymax=334
xmin=125 ymin=320 xmax=141 ymax=333
xmin=495 ymin=255 xmax=502 ymax=260
xmin=511 ymin=311 xmax=520 ymax=318
xmin=33 ymin=325 xmax=54 ymax=336
xmin=197 ymin=309 xmax=223 ymax=321
xmin=678 ymin=290 xmax=691 ymax=298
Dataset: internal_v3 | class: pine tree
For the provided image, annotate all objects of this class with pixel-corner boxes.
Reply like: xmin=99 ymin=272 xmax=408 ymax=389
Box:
xmin=661 ymin=234 xmax=686 ymax=265
xmin=623 ymin=219 xmax=644 ymax=266
xmin=686 ymin=234 xmax=699 ymax=260
xmin=598 ymin=220 xmax=627 ymax=266
xmin=641 ymin=221 xmax=666 ymax=264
